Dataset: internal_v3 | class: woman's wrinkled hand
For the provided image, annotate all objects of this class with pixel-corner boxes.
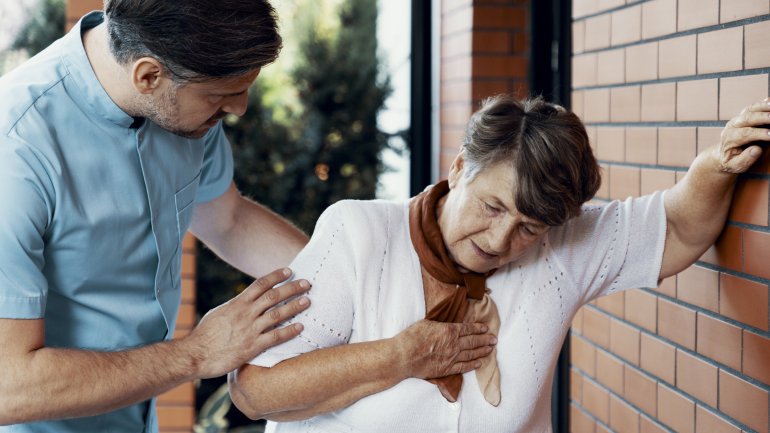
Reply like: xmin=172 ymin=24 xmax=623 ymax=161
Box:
xmin=718 ymin=98 xmax=770 ymax=173
xmin=393 ymin=319 xmax=497 ymax=380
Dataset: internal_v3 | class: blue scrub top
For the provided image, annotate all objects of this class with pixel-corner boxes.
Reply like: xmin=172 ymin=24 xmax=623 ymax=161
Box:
xmin=0 ymin=11 xmax=233 ymax=433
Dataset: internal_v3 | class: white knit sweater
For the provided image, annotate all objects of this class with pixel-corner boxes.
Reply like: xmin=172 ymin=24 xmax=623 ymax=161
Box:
xmin=250 ymin=192 xmax=666 ymax=433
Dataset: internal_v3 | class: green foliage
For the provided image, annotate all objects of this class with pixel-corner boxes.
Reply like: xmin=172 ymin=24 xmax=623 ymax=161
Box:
xmin=12 ymin=0 xmax=66 ymax=57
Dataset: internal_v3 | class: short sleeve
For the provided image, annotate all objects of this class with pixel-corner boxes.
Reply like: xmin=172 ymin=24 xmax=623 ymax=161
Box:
xmin=0 ymin=138 xmax=53 ymax=318
xmin=249 ymin=201 xmax=357 ymax=367
xmin=549 ymin=191 xmax=667 ymax=303
xmin=195 ymin=124 xmax=233 ymax=203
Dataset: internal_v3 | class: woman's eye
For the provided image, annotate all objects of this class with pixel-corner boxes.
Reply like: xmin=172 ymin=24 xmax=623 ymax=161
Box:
xmin=521 ymin=225 xmax=536 ymax=236
xmin=483 ymin=202 xmax=499 ymax=213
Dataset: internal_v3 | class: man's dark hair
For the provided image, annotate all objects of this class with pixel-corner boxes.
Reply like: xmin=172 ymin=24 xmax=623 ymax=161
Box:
xmin=462 ymin=94 xmax=601 ymax=227
xmin=104 ymin=0 xmax=282 ymax=82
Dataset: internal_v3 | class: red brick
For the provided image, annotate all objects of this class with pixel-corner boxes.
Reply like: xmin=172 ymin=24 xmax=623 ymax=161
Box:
xmin=610 ymin=318 xmax=641 ymax=365
xmin=657 ymin=298 xmax=696 ymax=350
xmin=728 ymin=178 xmax=769 ymax=226
xmin=718 ymin=370 xmax=769 ymax=433
xmin=697 ymin=27 xmax=743 ymax=75
xmin=696 ymin=127 xmax=722 ymax=155
xmin=472 ymin=30 xmax=511 ymax=53
xmin=640 ymin=415 xmax=667 ymax=433
xmin=641 ymin=333 xmax=676 ymax=383
xmin=641 ymin=83 xmax=676 ymax=122
xmin=158 ymin=382 xmax=195 ymax=405
xmin=597 ymin=127 xmax=625 ymax=162
xmin=658 ymin=383 xmax=695 ymax=433
xmin=572 ymin=368 xmax=585 ymax=403
xmin=699 ymin=225 xmax=742 ymax=273
xmin=658 ymin=127 xmax=696 ymax=168
xmin=654 ymin=276 xmax=676 ymax=298
xmin=745 ymin=229 xmax=770 ymax=281
xmin=677 ymin=79 xmax=718 ymax=121
xmin=584 ymin=89 xmax=611 ymax=123
xmin=157 ymin=406 xmax=195 ymax=430
xmin=625 ymin=365 xmax=657 ymax=416
xmin=597 ymin=162 xmax=610 ymax=200
xmin=471 ymin=80 xmax=511 ymax=102
xmin=744 ymin=330 xmax=770 ymax=385
xmin=625 ymin=289 xmax=657 ymax=332
xmin=641 ymin=168 xmax=676 ymax=196
xmin=597 ymin=291 xmax=625 ymax=318
xmin=642 ymin=0 xmax=676 ymax=39
xmin=585 ymin=14 xmax=612 ymax=51
xmin=625 ymin=128 xmax=657 ymax=165
xmin=611 ymin=86 xmax=641 ymax=122
xmin=472 ymin=55 xmax=526 ymax=78
xmin=720 ymin=0 xmax=769 ymax=23
xmin=719 ymin=74 xmax=770 ymax=121
xmin=66 ymin=1 xmax=99 ymax=22
xmin=611 ymin=6 xmax=641 ymax=46
xmin=610 ymin=394 xmax=640 ymax=433
xmin=573 ymin=333 xmax=597 ymax=376
xmin=676 ymin=265 xmax=719 ymax=312
xmin=472 ymin=6 xmax=526 ymax=28
xmin=745 ymin=20 xmax=770 ymax=69
xmin=181 ymin=278 xmax=195 ymax=303
xmin=180 ymin=252 xmax=196 ymax=278
xmin=720 ymin=273 xmax=769 ymax=331
xmin=571 ymin=403 xmax=597 ymax=433
xmin=659 ymin=35 xmax=696 ymax=79
xmin=584 ymin=307 xmax=612 ymax=348
xmin=597 ymin=49 xmax=625 ymax=85
xmin=573 ymin=20 xmax=586 ymax=54
xmin=625 ymin=43 xmax=657 ymax=83
xmin=678 ymin=0 xmax=719 ymax=31
xmin=695 ymin=405 xmax=742 ymax=433
xmin=676 ymin=350 xmax=718 ymax=407
xmin=696 ymin=313 xmax=742 ymax=371
xmin=573 ymin=307 xmax=586 ymax=334
xmin=584 ymin=378 xmax=611 ymax=423
xmin=176 ymin=303 xmax=196 ymax=328
xmin=597 ymin=350 xmax=625 ymax=395
xmin=609 ymin=165 xmax=641 ymax=200
xmin=182 ymin=233 xmax=196 ymax=251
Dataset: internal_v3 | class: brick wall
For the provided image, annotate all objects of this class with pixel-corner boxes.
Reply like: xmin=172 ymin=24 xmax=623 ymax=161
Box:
xmin=438 ymin=0 xmax=529 ymax=177
xmin=66 ymin=2 xmax=198 ymax=431
xmin=570 ymin=1 xmax=770 ymax=432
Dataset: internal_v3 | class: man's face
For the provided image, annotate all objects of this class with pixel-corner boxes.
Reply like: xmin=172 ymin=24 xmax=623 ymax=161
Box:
xmin=143 ymin=69 xmax=261 ymax=139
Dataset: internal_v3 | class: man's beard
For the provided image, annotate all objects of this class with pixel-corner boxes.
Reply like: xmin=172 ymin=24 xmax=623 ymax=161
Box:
xmin=141 ymin=85 xmax=209 ymax=139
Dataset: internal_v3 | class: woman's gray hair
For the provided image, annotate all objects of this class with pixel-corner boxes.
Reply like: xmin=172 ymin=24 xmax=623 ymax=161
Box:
xmin=104 ymin=0 xmax=282 ymax=83
xmin=462 ymin=94 xmax=601 ymax=226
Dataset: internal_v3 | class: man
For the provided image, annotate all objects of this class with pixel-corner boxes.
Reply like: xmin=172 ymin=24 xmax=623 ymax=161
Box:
xmin=0 ymin=1 xmax=495 ymax=432
xmin=0 ymin=1 xmax=312 ymax=432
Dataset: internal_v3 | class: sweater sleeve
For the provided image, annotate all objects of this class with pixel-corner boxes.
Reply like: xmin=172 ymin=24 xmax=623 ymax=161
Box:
xmin=549 ymin=191 xmax=667 ymax=304
xmin=248 ymin=200 xmax=358 ymax=367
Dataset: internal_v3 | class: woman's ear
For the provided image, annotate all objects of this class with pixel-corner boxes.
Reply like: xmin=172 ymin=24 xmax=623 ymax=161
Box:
xmin=447 ymin=150 xmax=465 ymax=188
xmin=130 ymin=57 xmax=165 ymax=94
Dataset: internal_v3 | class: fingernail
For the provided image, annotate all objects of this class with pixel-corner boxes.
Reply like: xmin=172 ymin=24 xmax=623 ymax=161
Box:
xmin=751 ymin=147 xmax=762 ymax=156
xmin=298 ymin=296 xmax=309 ymax=306
xmin=282 ymin=268 xmax=291 ymax=277
xmin=490 ymin=337 xmax=498 ymax=345
xmin=294 ymin=323 xmax=304 ymax=331
xmin=299 ymin=280 xmax=310 ymax=289
xmin=480 ymin=325 xmax=488 ymax=333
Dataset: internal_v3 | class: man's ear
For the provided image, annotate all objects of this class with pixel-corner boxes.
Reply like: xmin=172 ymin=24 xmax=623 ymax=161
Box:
xmin=130 ymin=57 xmax=165 ymax=94
xmin=447 ymin=150 xmax=465 ymax=189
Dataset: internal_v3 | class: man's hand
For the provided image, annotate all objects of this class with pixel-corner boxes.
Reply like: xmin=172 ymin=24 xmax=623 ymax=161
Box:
xmin=181 ymin=267 xmax=311 ymax=379
xmin=394 ymin=320 xmax=496 ymax=380
xmin=717 ymin=98 xmax=770 ymax=174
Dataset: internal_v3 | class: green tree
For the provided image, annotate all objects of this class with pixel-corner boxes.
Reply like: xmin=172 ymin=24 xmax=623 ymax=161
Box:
xmin=12 ymin=0 xmax=66 ymax=57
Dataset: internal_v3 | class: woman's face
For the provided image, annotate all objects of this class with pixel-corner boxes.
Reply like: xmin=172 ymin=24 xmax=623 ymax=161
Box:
xmin=437 ymin=152 xmax=550 ymax=273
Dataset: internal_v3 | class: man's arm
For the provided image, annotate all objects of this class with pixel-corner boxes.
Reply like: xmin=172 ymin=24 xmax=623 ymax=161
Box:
xmin=229 ymin=320 xmax=496 ymax=421
xmin=659 ymin=99 xmax=770 ymax=279
xmin=189 ymin=183 xmax=309 ymax=278
xmin=0 ymin=269 xmax=310 ymax=425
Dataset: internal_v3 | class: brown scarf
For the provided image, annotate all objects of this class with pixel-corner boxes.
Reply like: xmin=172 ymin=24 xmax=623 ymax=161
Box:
xmin=408 ymin=180 xmax=501 ymax=406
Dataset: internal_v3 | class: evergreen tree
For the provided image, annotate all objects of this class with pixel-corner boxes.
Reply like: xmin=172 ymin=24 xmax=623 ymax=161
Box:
xmin=11 ymin=0 xmax=66 ymax=57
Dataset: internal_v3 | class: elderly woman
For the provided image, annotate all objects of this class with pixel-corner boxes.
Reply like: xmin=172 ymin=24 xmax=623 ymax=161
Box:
xmin=228 ymin=95 xmax=767 ymax=432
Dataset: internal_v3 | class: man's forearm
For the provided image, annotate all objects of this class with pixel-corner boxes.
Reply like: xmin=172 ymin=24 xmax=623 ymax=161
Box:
xmin=0 ymin=339 xmax=198 ymax=425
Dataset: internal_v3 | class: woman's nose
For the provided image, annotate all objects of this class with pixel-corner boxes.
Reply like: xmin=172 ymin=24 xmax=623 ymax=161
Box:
xmin=488 ymin=221 xmax=515 ymax=254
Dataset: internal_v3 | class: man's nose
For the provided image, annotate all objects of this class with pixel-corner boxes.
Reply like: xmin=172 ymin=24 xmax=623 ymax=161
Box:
xmin=222 ymin=92 xmax=248 ymax=117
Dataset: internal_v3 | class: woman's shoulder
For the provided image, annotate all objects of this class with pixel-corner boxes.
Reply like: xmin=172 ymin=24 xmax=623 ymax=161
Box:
xmin=316 ymin=199 xmax=407 ymax=243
